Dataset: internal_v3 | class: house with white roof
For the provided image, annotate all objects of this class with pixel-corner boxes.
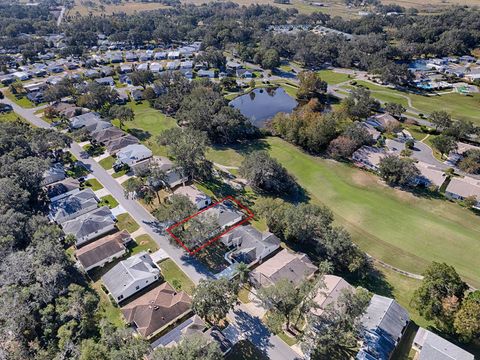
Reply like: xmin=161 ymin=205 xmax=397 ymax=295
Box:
xmin=412 ymin=328 xmax=474 ymax=360
xmin=115 ymin=144 xmax=153 ymax=167
xmin=102 ymin=251 xmax=160 ymax=303
xmin=445 ymin=176 xmax=480 ymax=209
xmin=173 ymin=185 xmax=211 ymax=209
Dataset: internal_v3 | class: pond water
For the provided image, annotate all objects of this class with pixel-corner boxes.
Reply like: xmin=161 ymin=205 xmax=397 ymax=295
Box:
xmin=229 ymin=87 xmax=298 ymax=128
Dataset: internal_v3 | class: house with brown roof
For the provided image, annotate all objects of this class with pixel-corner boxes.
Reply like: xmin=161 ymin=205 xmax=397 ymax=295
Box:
xmin=249 ymin=249 xmax=318 ymax=288
xmin=312 ymin=275 xmax=354 ymax=316
xmin=122 ymin=282 xmax=192 ymax=338
xmin=91 ymin=127 xmax=126 ymax=144
xmin=75 ymin=230 xmax=131 ymax=271
xmin=104 ymin=134 xmax=139 ymax=155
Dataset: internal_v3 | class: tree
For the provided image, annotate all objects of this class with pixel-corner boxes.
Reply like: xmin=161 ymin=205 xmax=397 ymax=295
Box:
xmin=192 ymin=278 xmax=238 ymax=325
xmin=240 ymin=151 xmax=298 ymax=194
xmin=158 ymin=127 xmax=213 ymax=180
xmin=431 ymin=135 xmax=457 ymax=159
xmin=444 ymin=119 xmax=476 ymax=140
xmin=123 ymin=177 xmax=144 ymax=199
xmin=454 ymin=290 xmax=480 ymax=343
xmin=109 ymin=105 xmax=134 ymax=129
xmin=150 ymin=334 xmax=223 ymax=360
xmin=129 ymin=70 xmax=154 ymax=89
xmin=297 ymin=71 xmax=327 ymax=101
xmin=261 ymin=49 xmax=281 ymax=70
xmin=258 ymin=277 xmax=323 ymax=332
xmin=344 ymin=87 xmax=380 ymax=120
xmin=302 ymin=287 xmax=371 ymax=360
xmin=220 ymin=77 xmax=237 ymax=91
xmin=154 ymin=194 xmax=196 ymax=223
xmin=328 ymin=136 xmax=357 ymax=160
xmin=143 ymin=87 xmax=156 ymax=100
xmin=385 ymin=102 xmax=406 ymax=119
xmin=378 ymin=154 xmax=420 ymax=186
xmin=235 ymin=262 xmax=250 ymax=284
xmin=411 ymin=262 xmax=467 ymax=332
xmin=459 ymin=149 xmax=480 ymax=174
xmin=429 ymin=111 xmax=452 ymax=131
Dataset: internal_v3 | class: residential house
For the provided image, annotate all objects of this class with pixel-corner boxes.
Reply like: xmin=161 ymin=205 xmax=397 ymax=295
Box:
xmin=85 ymin=69 xmax=100 ymax=78
xmin=311 ymin=275 xmax=354 ymax=316
xmin=119 ymin=64 xmax=133 ymax=74
xmin=102 ymin=252 xmax=160 ymax=303
xmin=26 ymin=91 xmax=44 ymax=104
xmin=109 ymin=53 xmax=123 ymax=63
xmin=173 ymin=185 xmax=211 ymax=209
xmin=115 ymin=144 xmax=153 ymax=167
xmin=226 ymin=61 xmax=243 ymax=71
xmin=104 ymin=135 xmax=139 ymax=155
xmin=221 ymin=225 xmax=280 ymax=267
xmin=139 ymin=52 xmax=152 ymax=62
xmin=12 ymin=71 xmax=31 ymax=81
xmin=236 ymin=69 xmax=253 ymax=78
xmin=137 ymin=63 xmax=149 ymax=71
xmin=49 ymin=188 xmax=99 ymax=224
xmin=352 ymin=146 xmax=386 ymax=172
xmin=197 ymin=69 xmax=216 ymax=78
xmin=366 ymin=113 xmax=400 ymax=132
xmin=125 ymin=52 xmax=138 ymax=62
xmin=152 ymin=314 xmax=206 ymax=348
xmin=414 ymin=162 xmax=447 ymax=189
xmin=42 ymin=163 xmax=66 ymax=186
xmin=445 ymin=177 xmax=480 ymax=209
xmin=52 ymin=102 xmax=84 ymax=119
xmin=101 ymin=66 xmax=114 ymax=76
xmin=361 ymin=122 xmax=381 ymax=141
xmin=75 ymin=230 xmax=131 ymax=271
xmin=140 ymin=156 xmax=187 ymax=189
xmin=166 ymin=61 xmax=180 ymax=70
xmin=62 ymin=206 xmax=116 ymax=246
xmin=150 ymin=62 xmax=163 ymax=72
xmin=412 ymin=327 xmax=474 ymax=360
xmin=167 ymin=51 xmax=180 ymax=59
xmin=70 ymin=112 xmax=104 ymax=130
xmin=91 ymin=126 xmax=125 ymax=144
xmin=122 ymin=282 xmax=192 ymax=338
xmin=95 ymin=76 xmax=115 ymax=86
xmin=154 ymin=51 xmax=167 ymax=60
xmin=356 ymin=295 xmax=410 ymax=360
xmin=180 ymin=60 xmax=193 ymax=70
xmin=203 ymin=201 xmax=244 ymax=229
xmin=46 ymin=177 xmax=80 ymax=201
xmin=131 ymin=89 xmax=144 ymax=101
xmin=249 ymin=249 xmax=318 ymax=288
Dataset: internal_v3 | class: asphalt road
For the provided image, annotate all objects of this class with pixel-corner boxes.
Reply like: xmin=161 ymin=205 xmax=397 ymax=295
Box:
xmin=1 ymin=95 xmax=213 ymax=284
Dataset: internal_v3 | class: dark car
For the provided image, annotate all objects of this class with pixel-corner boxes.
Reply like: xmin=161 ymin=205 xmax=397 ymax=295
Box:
xmin=0 ymin=103 xmax=13 ymax=113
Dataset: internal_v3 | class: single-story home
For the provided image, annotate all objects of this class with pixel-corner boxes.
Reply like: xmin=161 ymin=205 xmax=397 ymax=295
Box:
xmin=26 ymin=91 xmax=44 ymax=104
xmin=249 ymin=249 xmax=318 ymax=288
xmin=311 ymin=275 xmax=354 ymax=316
xmin=70 ymin=112 xmax=104 ymax=130
xmin=131 ymin=89 xmax=143 ymax=101
xmin=412 ymin=327 xmax=474 ymax=360
xmin=115 ymin=144 xmax=153 ymax=167
xmin=102 ymin=251 xmax=160 ymax=303
xmin=150 ymin=62 xmax=163 ymax=72
xmin=173 ymin=185 xmax=211 ymax=210
xmin=154 ymin=51 xmax=167 ymax=60
xmin=137 ymin=63 xmax=149 ymax=71
xmin=49 ymin=188 xmax=99 ymax=224
xmin=13 ymin=71 xmax=31 ymax=81
xmin=356 ymin=295 xmax=410 ymax=360
xmin=121 ymin=282 xmax=192 ymax=338
xmin=236 ymin=69 xmax=253 ymax=78
xmin=125 ymin=52 xmax=138 ymax=62
xmin=445 ymin=176 xmax=480 ymax=209
xmin=62 ymin=206 xmax=116 ymax=247
xmin=75 ymin=230 xmax=131 ymax=271
xmin=352 ymin=146 xmax=386 ymax=172
xmin=414 ymin=162 xmax=447 ymax=188
xmin=42 ymin=163 xmax=66 ymax=186
xmin=366 ymin=113 xmax=400 ymax=132
xmin=203 ymin=201 xmax=244 ymax=229
xmin=197 ymin=69 xmax=216 ymax=78
xmin=91 ymin=126 xmax=126 ymax=144
xmin=226 ymin=61 xmax=243 ymax=71
xmin=104 ymin=134 xmax=139 ymax=155
xmin=221 ymin=225 xmax=281 ymax=267
xmin=95 ymin=76 xmax=115 ymax=86
xmin=46 ymin=177 xmax=80 ymax=201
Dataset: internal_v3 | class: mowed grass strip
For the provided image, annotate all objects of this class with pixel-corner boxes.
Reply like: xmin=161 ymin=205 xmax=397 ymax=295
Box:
xmin=158 ymin=258 xmax=195 ymax=295
xmin=116 ymin=213 xmax=140 ymax=233
xmin=265 ymin=137 xmax=480 ymax=287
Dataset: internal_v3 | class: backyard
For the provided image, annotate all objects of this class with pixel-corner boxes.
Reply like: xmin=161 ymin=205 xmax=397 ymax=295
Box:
xmin=112 ymin=101 xmax=177 ymax=156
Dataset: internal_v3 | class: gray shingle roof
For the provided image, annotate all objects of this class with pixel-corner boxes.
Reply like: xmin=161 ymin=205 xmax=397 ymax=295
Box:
xmin=414 ymin=328 xmax=474 ymax=360
xmin=102 ymin=251 xmax=159 ymax=300
xmin=61 ymin=206 xmax=115 ymax=244
xmin=49 ymin=188 xmax=98 ymax=223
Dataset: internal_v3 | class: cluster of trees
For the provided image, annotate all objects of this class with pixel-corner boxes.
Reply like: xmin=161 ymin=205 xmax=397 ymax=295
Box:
xmin=378 ymin=154 xmax=420 ymax=187
xmin=271 ymin=88 xmax=378 ymax=155
xmin=411 ymin=262 xmax=480 ymax=343
xmin=255 ymin=198 xmax=369 ymax=277
xmin=239 ymin=150 xmax=298 ymax=195
xmin=458 ymin=149 xmax=480 ymax=174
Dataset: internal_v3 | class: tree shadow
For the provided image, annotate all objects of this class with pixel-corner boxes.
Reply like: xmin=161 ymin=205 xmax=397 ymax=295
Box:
xmin=127 ymin=127 xmax=151 ymax=141
xmin=349 ymin=266 xmax=394 ymax=299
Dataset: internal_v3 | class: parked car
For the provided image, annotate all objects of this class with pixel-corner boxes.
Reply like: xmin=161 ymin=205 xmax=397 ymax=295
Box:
xmin=0 ymin=103 xmax=13 ymax=113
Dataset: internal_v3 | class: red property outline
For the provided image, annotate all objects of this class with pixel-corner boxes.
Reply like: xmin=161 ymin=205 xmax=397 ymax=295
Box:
xmin=166 ymin=196 xmax=254 ymax=255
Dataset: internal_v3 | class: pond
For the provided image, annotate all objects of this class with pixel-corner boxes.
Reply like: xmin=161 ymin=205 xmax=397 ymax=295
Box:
xmin=229 ymin=87 xmax=298 ymax=128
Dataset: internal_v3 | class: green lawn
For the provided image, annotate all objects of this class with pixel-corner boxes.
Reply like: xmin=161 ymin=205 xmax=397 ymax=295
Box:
xmin=116 ymin=213 xmax=140 ymax=233
xmin=99 ymin=155 xmax=115 ymax=170
xmin=343 ymin=80 xmax=480 ymax=125
xmin=265 ymin=137 xmax=480 ymax=287
xmin=98 ymin=195 xmax=119 ymax=209
xmin=0 ymin=111 xmax=26 ymax=122
xmin=112 ymin=101 xmax=177 ymax=156
xmin=81 ymin=178 xmax=103 ymax=191
xmin=131 ymin=234 xmax=158 ymax=255
xmin=158 ymin=258 xmax=195 ymax=295
xmin=317 ymin=69 xmax=352 ymax=85
xmin=4 ymin=90 xmax=36 ymax=108
xmin=92 ymin=281 xmax=124 ymax=328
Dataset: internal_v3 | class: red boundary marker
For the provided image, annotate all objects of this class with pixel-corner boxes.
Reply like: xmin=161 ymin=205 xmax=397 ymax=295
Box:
xmin=165 ymin=196 xmax=254 ymax=256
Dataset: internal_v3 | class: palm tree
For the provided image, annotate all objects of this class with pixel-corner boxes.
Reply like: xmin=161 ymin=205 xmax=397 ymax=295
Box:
xmin=235 ymin=262 xmax=250 ymax=284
